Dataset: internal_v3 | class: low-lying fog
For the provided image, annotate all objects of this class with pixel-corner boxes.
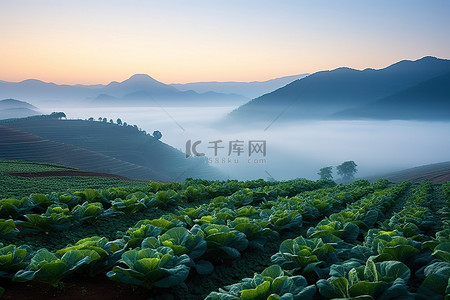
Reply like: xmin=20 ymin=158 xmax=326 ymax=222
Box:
xmin=39 ymin=105 xmax=450 ymax=181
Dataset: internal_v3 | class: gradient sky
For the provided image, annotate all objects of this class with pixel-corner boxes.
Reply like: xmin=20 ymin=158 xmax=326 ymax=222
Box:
xmin=1 ymin=0 xmax=449 ymax=85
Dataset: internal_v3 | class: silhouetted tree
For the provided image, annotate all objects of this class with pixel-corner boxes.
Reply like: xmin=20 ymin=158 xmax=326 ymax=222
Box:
xmin=337 ymin=161 xmax=357 ymax=182
xmin=153 ymin=130 xmax=162 ymax=140
xmin=116 ymin=118 xmax=122 ymax=125
xmin=98 ymin=117 xmax=102 ymax=121
xmin=88 ymin=117 xmax=94 ymax=121
xmin=109 ymin=119 xmax=114 ymax=124
xmin=102 ymin=118 xmax=107 ymax=122
xmin=123 ymin=122 xmax=127 ymax=126
xmin=50 ymin=112 xmax=66 ymax=120
xmin=318 ymin=166 xmax=333 ymax=180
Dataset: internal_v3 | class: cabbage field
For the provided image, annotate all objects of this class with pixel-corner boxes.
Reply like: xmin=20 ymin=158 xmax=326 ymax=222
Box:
xmin=0 ymin=176 xmax=449 ymax=299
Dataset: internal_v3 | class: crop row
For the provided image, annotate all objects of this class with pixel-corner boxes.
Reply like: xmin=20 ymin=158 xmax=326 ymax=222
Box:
xmin=0 ymin=179 xmax=390 ymax=297
xmin=0 ymin=178 xmax=340 ymax=240
xmin=207 ymin=181 xmax=450 ymax=299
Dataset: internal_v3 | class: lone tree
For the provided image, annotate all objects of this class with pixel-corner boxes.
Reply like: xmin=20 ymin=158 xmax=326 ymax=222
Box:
xmin=50 ymin=112 xmax=66 ymax=120
xmin=116 ymin=118 xmax=122 ymax=125
xmin=336 ymin=161 xmax=357 ymax=182
xmin=318 ymin=166 xmax=333 ymax=180
xmin=153 ymin=130 xmax=162 ymax=140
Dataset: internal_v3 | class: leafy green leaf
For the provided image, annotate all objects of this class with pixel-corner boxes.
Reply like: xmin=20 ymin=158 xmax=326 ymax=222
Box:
xmin=349 ymin=281 xmax=388 ymax=297
xmin=331 ymin=277 xmax=349 ymax=298
xmin=377 ymin=261 xmax=411 ymax=283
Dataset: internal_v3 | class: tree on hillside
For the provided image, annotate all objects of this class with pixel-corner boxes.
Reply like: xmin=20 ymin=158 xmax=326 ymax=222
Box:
xmin=88 ymin=117 xmax=94 ymax=121
xmin=153 ymin=130 xmax=162 ymax=140
xmin=102 ymin=118 xmax=107 ymax=122
xmin=337 ymin=161 xmax=357 ymax=182
xmin=109 ymin=119 xmax=114 ymax=124
xmin=318 ymin=166 xmax=333 ymax=180
xmin=50 ymin=112 xmax=66 ymax=120
xmin=116 ymin=118 xmax=122 ymax=125
xmin=98 ymin=117 xmax=102 ymax=121
xmin=123 ymin=122 xmax=127 ymax=126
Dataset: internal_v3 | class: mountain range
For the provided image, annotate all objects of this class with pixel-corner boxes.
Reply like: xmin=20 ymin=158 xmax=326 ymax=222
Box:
xmin=227 ymin=56 xmax=450 ymax=123
xmin=2 ymin=56 xmax=449 ymax=122
xmin=0 ymin=74 xmax=250 ymax=107
xmin=171 ymin=74 xmax=309 ymax=99
xmin=0 ymin=74 xmax=308 ymax=108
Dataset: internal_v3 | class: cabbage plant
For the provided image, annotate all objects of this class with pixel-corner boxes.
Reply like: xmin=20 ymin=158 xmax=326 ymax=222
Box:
xmin=111 ymin=197 xmax=145 ymax=215
xmin=13 ymin=249 xmax=95 ymax=286
xmin=71 ymin=202 xmax=103 ymax=223
xmin=0 ymin=243 xmax=31 ymax=278
xmin=200 ymin=224 xmax=248 ymax=260
xmin=16 ymin=205 xmax=73 ymax=232
xmin=317 ymin=259 xmax=412 ymax=299
xmin=0 ymin=219 xmax=19 ymax=239
xmin=205 ymin=264 xmax=316 ymax=300
xmin=307 ymin=220 xmax=359 ymax=244
xmin=55 ymin=236 xmax=126 ymax=276
xmin=107 ymin=246 xmax=191 ymax=289
xmin=0 ymin=197 xmax=33 ymax=219
xmin=228 ymin=217 xmax=275 ymax=250
xmin=271 ymin=236 xmax=337 ymax=276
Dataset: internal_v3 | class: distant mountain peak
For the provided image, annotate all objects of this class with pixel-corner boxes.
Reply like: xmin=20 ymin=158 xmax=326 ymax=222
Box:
xmin=124 ymin=74 xmax=159 ymax=83
xmin=418 ymin=55 xmax=439 ymax=61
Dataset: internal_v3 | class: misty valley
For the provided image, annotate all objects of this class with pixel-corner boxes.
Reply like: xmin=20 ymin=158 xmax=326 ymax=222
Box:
xmin=28 ymin=105 xmax=450 ymax=181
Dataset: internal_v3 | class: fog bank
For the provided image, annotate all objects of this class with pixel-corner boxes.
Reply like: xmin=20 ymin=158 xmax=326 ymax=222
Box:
xmin=41 ymin=105 xmax=450 ymax=181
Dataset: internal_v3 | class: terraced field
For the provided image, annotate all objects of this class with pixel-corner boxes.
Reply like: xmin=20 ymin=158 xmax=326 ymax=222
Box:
xmin=0 ymin=174 xmax=448 ymax=299
xmin=366 ymin=161 xmax=450 ymax=183
xmin=0 ymin=126 xmax=170 ymax=180
xmin=0 ymin=117 xmax=224 ymax=181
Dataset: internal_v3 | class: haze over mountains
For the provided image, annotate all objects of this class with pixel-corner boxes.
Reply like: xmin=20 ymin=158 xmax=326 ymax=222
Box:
xmin=93 ymin=74 xmax=248 ymax=106
xmin=2 ymin=56 xmax=449 ymax=123
xmin=0 ymin=74 xmax=249 ymax=107
xmin=227 ymin=56 xmax=450 ymax=123
xmin=0 ymin=99 xmax=41 ymax=120
xmin=0 ymin=74 xmax=309 ymax=108
xmin=171 ymin=74 xmax=309 ymax=99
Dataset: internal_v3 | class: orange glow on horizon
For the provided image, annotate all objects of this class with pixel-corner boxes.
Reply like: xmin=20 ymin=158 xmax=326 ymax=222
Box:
xmin=1 ymin=1 xmax=449 ymax=85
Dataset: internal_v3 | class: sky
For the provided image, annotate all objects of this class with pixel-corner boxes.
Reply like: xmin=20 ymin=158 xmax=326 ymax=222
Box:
xmin=1 ymin=0 xmax=450 ymax=85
